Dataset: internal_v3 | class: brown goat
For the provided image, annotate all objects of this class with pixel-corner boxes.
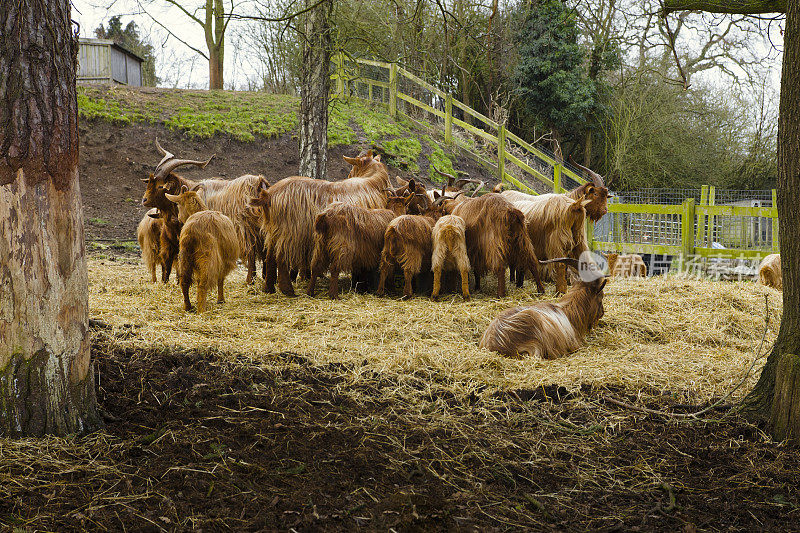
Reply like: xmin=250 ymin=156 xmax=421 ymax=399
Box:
xmin=141 ymin=140 xmax=268 ymax=285
xmin=376 ymin=203 xmax=443 ymax=298
xmin=442 ymin=193 xmax=544 ymax=297
xmin=606 ymin=253 xmax=647 ymax=277
xmin=498 ymin=158 xmax=612 ymax=224
xmin=568 ymin=159 xmax=612 ymax=223
xmin=257 ymin=150 xmax=392 ymax=296
xmin=480 ymin=258 xmax=606 ymax=359
xmin=512 ymin=194 xmax=591 ymax=293
xmin=308 ymin=202 xmax=399 ymax=298
xmin=758 ymin=254 xmax=781 ymax=290
xmin=165 ymin=189 xmax=240 ymax=312
xmin=137 ymin=209 xmax=163 ymax=282
xmin=431 ymin=214 xmax=470 ymax=300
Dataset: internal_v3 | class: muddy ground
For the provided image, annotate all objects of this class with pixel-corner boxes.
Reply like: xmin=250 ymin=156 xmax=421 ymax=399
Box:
xmin=3 ymin=335 xmax=798 ymax=531
xmin=78 ymin=119 xmax=495 ymax=243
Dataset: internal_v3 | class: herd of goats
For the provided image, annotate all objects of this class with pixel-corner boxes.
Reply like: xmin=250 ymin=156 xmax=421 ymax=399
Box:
xmin=135 ymin=140 xmax=782 ymax=360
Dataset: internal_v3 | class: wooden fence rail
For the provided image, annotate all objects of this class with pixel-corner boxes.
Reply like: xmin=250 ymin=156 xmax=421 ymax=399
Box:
xmin=333 ymin=56 xmax=780 ymax=265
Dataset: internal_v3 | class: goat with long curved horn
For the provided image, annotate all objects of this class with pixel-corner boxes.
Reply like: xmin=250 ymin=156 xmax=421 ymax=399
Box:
xmin=154 ymin=153 xmax=216 ymax=180
xmin=568 ymin=156 xmax=605 ymax=188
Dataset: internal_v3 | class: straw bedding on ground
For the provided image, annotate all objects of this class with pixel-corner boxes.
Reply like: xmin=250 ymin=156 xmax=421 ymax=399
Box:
xmin=89 ymin=257 xmax=781 ymax=403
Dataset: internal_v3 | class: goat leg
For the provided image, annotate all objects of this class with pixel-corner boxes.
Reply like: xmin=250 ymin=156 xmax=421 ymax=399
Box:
xmin=217 ymin=279 xmax=225 ymax=304
xmin=474 ymin=272 xmax=481 ymax=292
xmin=403 ymin=269 xmax=414 ymax=299
xmin=264 ymin=248 xmax=277 ymax=293
xmin=431 ymin=266 xmax=442 ymax=301
xmin=182 ymin=276 xmax=193 ymax=312
xmin=327 ymin=268 xmax=340 ymax=299
xmin=277 ymin=261 xmax=296 ymax=297
xmin=555 ymin=263 xmax=568 ymax=294
xmin=496 ymin=268 xmax=507 ymax=298
xmin=376 ymin=260 xmax=393 ymax=297
xmin=528 ymin=257 xmax=545 ymax=294
xmin=459 ymin=267 xmax=471 ymax=300
xmin=197 ymin=284 xmax=208 ymax=313
xmin=246 ymin=247 xmax=256 ymax=285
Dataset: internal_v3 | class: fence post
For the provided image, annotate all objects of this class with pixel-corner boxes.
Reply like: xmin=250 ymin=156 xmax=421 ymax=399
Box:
xmin=586 ymin=220 xmax=594 ymax=251
xmin=772 ymin=188 xmax=779 ymax=252
xmin=553 ymin=164 xmax=562 ymax=193
xmin=445 ymin=94 xmax=453 ymax=146
xmin=389 ymin=63 xmax=398 ymax=117
xmin=680 ymin=198 xmax=696 ymax=272
xmin=335 ymin=53 xmax=345 ymax=98
xmin=497 ymin=123 xmax=506 ymax=182
xmin=696 ymin=185 xmax=708 ymax=247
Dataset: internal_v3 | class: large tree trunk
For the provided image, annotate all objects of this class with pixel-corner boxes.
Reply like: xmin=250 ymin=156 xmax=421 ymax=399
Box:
xmin=298 ymin=0 xmax=332 ymax=179
xmin=746 ymin=0 xmax=800 ymax=439
xmin=0 ymin=0 xmax=99 ymax=436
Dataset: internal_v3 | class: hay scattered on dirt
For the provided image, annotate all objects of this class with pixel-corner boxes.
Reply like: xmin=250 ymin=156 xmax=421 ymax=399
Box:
xmin=88 ymin=257 xmax=781 ymax=402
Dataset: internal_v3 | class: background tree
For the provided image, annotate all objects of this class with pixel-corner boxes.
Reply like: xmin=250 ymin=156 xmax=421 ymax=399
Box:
xmin=511 ymin=0 xmax=598 ymax=160
xmin=665 ymin=0 xmax=798 ymax=442
xmin=95 ymin=15 xmax=160 ymax=86
xmin=298 ymin=0 xmax=333 ymax=179
xmin=138 ymin=0 xmax=233 ymax=89
xmin=0 ymin=0 xmax=99 ymax=436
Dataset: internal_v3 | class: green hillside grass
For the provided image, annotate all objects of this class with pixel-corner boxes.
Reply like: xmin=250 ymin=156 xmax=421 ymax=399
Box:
xmin=77 ymin=85 xmax=454 ymax=180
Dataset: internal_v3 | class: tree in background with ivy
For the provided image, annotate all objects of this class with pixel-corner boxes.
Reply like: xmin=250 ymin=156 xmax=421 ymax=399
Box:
xmin=95 ymin=16 xmax=160 ymax=86
xmin=511 ymin=0 xmax=598 ymax=161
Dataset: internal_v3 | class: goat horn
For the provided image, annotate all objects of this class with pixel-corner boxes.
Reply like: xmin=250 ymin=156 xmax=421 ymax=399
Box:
xmin=154 ymin=138 xmax=175 ymax=170
xmin=433 ymin=166 xmax=457 ymax=186
xmin=568 ymin=156 xmax=605 ymax=188
xmin=539 ymin=257 xmax=580 ymax=271
xmin=155 ymin=154 xmax=215 ymax=179
xmin=470 ymin=181 xmax=485 ymax=197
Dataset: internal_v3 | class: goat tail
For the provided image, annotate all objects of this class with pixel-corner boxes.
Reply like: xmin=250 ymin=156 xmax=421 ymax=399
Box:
xmin=179 ymin=233 xmax=198 ymax=290
xmin=509 ymin=209 xmax=544 ymax=294
xmin=384 ymin=225 xmax=400 ymax=260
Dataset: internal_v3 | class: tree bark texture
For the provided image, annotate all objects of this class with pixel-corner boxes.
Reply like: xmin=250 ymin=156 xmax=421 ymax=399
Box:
xmin=746 ymin=0 xmax=800 ymax=434
xmin=298 ymin=0 xmax=332 ymax=180
xmin=205 ymin=0 xmax=225 ymax=89
xmin=663 ymin=1 xmax=785 ymax=14
xmin=0 ymin=0 xmax=99 ymax=436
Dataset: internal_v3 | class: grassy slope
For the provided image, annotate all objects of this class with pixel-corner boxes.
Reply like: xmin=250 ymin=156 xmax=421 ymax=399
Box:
xmin=77 ymin=86 xmax=456 ymax=182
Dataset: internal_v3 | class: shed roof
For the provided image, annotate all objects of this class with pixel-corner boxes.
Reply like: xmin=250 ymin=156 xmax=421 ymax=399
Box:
xmin=78 ymin=37 xmax=145 ymax=63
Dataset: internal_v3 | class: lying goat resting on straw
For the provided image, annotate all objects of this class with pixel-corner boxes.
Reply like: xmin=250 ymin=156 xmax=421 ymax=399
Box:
xmin=480 ymin=256 xmax=607 ymax=359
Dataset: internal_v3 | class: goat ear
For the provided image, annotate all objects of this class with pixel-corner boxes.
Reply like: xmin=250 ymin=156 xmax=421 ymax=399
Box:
xmin=373 ymin=154 xmax=381 ymax=162
xmin=365 ymin=149 xmax=374 ymax=158
xmin=343 ymin=155 xmax=359 ymax=165
xmin=433 ymin=191 xmax=441 ymax=200
xmin=180 ymin=184 xmax=189 ymax=194
xmin=148 ymin=211 xmax=161 ymax=219
xmin=584 ymin=185 xmax=596 ymax=195
xmin=407 ymin=178 xmax=416 ymax=191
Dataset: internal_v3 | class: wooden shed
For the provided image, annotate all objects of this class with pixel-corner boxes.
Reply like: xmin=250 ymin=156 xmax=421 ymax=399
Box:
xmin=78 ymin=38 xmax=144 ymax=86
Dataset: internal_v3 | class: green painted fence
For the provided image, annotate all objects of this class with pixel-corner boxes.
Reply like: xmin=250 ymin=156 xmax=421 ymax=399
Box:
xmin=333 ymin=56 xmax=780 ymax=264
xmin=332 ymin=55 xmax=587 ymax=195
